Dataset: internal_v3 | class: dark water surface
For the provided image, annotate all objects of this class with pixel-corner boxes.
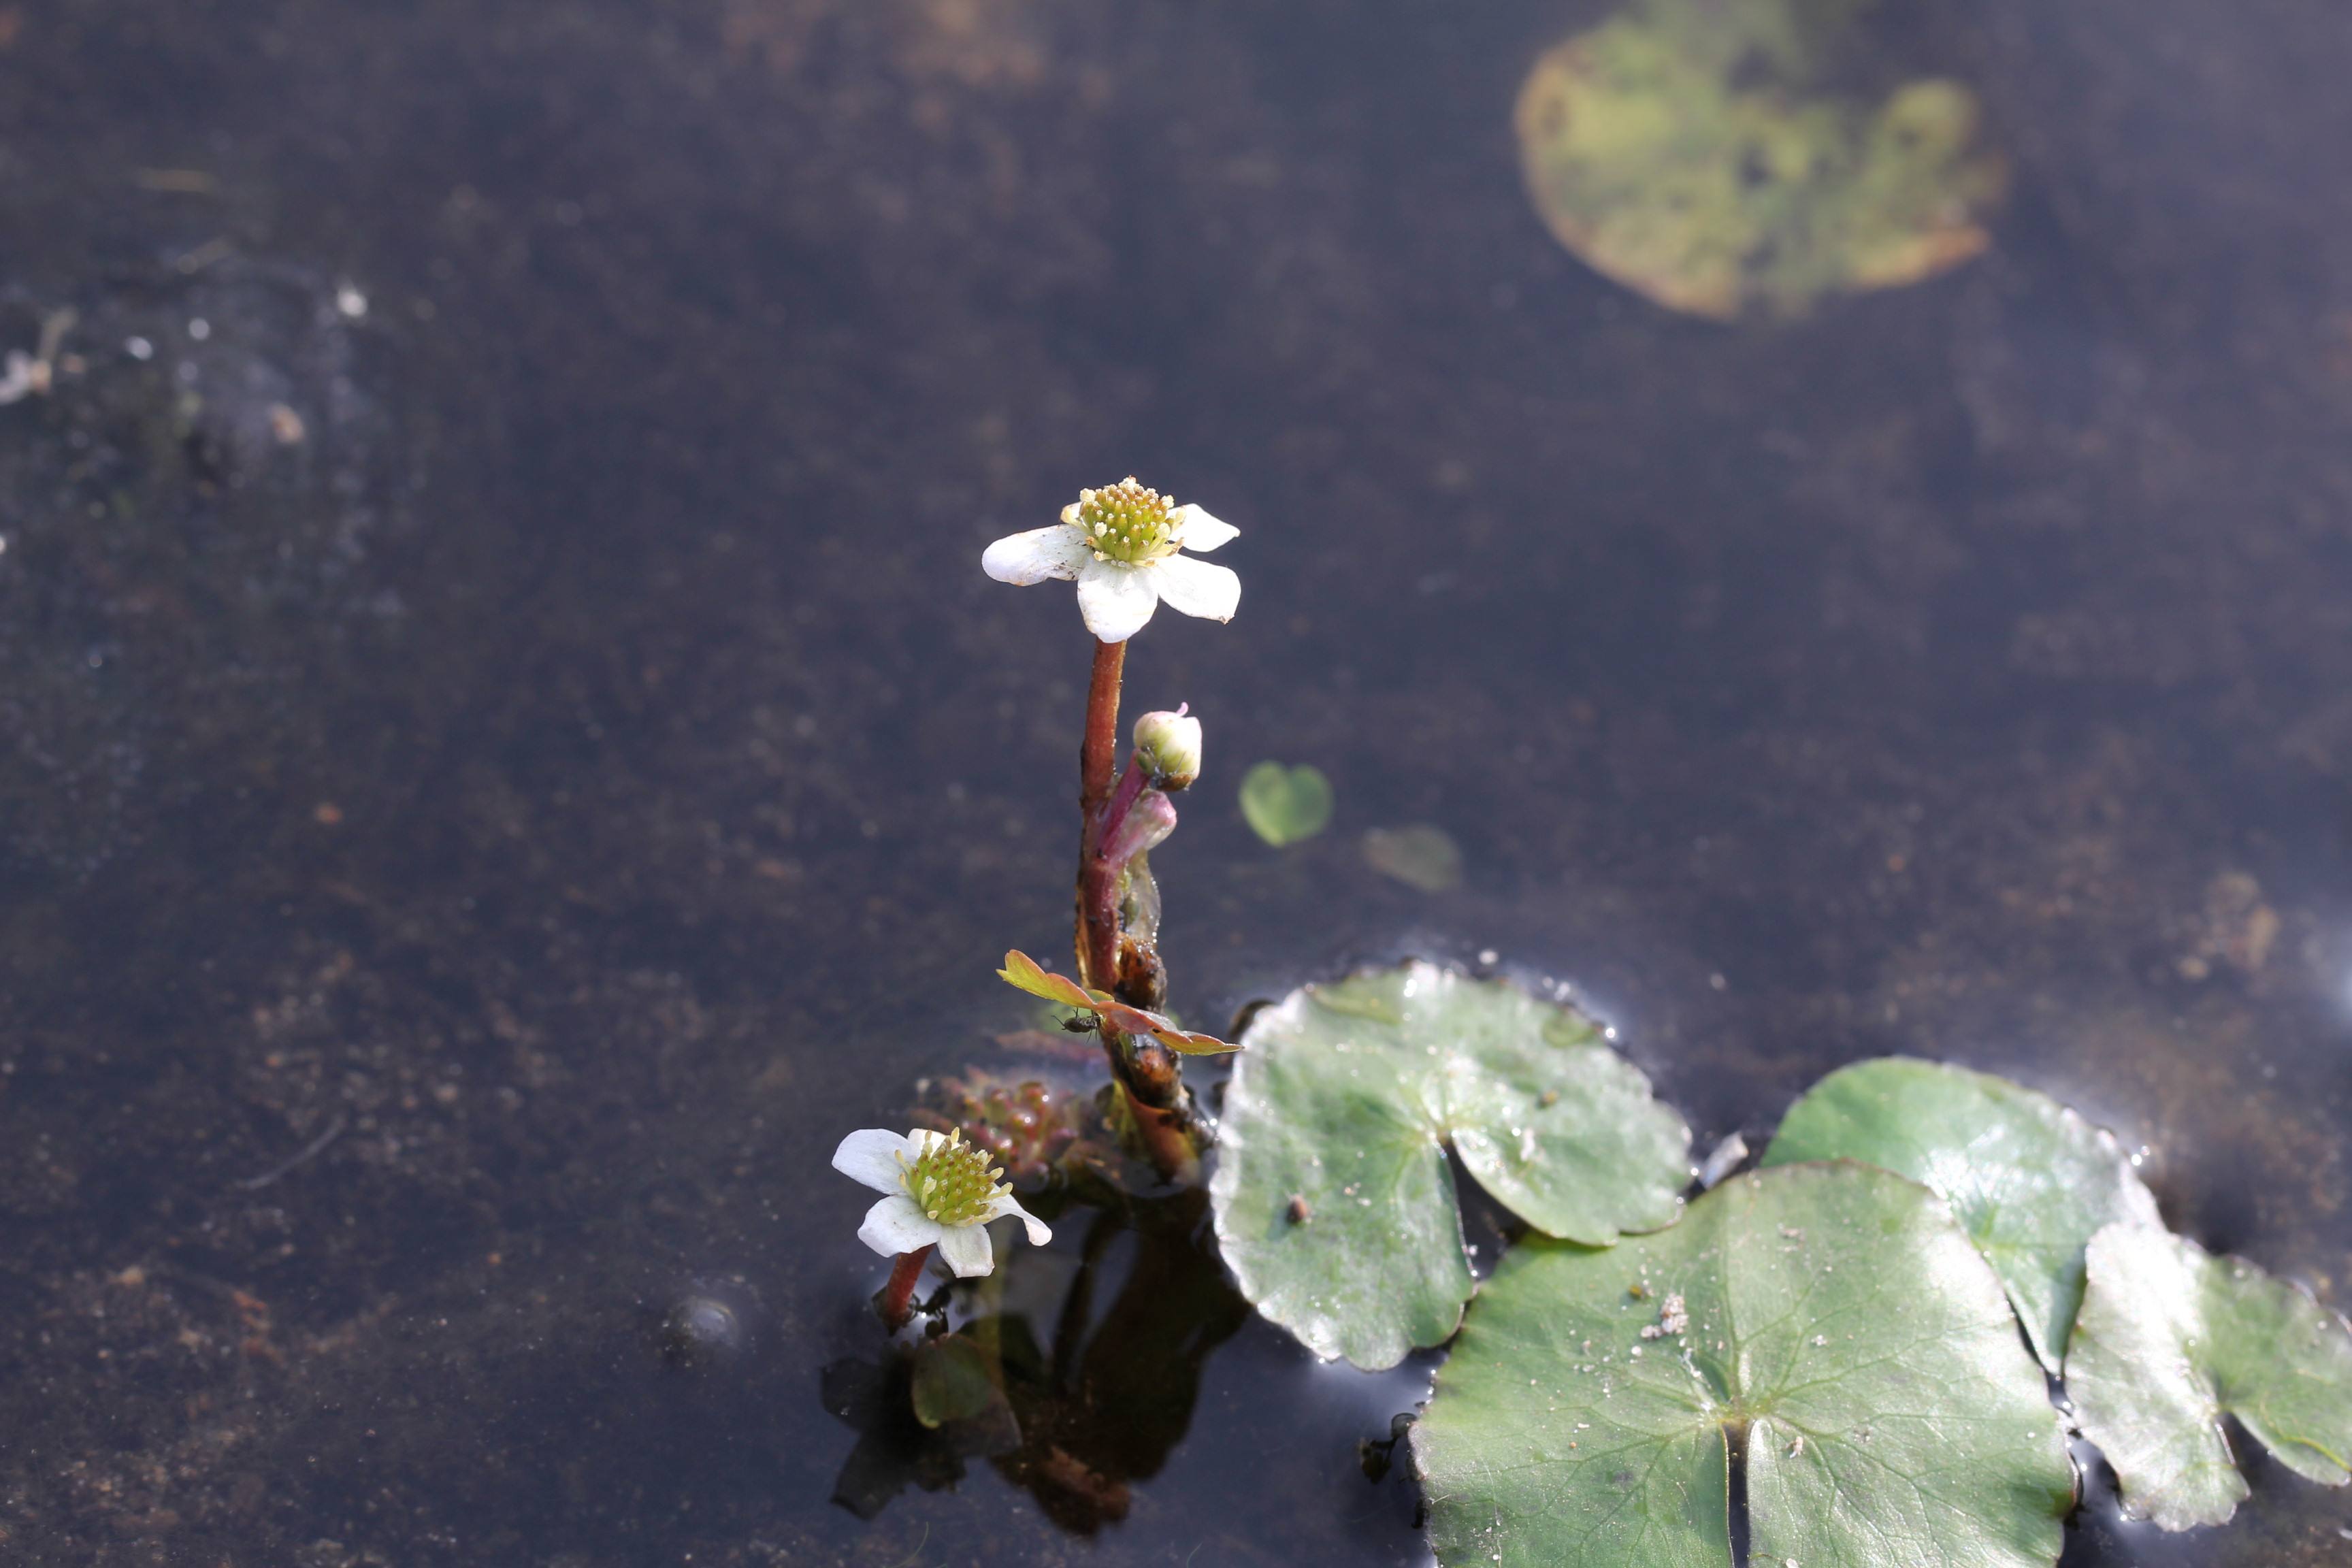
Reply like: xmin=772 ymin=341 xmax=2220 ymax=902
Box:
xmin=5 ymin=0 xmax=2352 ymax=1563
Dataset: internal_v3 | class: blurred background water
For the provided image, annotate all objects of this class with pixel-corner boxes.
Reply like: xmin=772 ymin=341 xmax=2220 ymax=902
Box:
xmin=3 ymin=0 xmax=2351 ymax=1563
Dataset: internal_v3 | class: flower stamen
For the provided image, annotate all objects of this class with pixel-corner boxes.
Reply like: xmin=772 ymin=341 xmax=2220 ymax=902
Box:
xmin=895 ymin=1128 xmax=1011 ymax=1227
xmin=1063 ymin=476 xmax=1179 ymax=565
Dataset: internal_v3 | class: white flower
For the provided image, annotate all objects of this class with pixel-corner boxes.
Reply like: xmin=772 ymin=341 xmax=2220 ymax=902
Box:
xmin=832 ymin=1126 xmax=1051 ymax=1277
xmin=981 ymin=476 xmax=1240 ymax=644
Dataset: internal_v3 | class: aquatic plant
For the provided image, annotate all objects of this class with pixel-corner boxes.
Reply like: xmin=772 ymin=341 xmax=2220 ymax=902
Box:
xmin=1763 ymin=1056 xmax=2163 ymax=1369
xmin=1415 ymin=1162 xmax=2076 ymax=1567
xmin=1237 ymin=758 xmax=1333 ymax=847
xmin=835 ymin=476 xmax=1240 ymax=1335
xmin=981 ymin=476 xmax=1239 ymax=643
xmin=1412 ymin=1056 xmax=2352 ymax=1563
xmin=2069 ymin=1223 xmax=2352 ymax=1530
xmin=834 ymin=1126 xmax=1051 ymax=1326
xmin=978 ymin=478 xmax=1242 ymax=1183
xmin=1209 ymin=963 xmax=1688 ymax=1369
xmin=821 ymin=473 xmax=2351 ymax=1560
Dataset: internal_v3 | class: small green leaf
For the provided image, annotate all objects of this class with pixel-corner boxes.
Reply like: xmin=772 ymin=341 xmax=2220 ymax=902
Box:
xmin=2066 ymin=1222 xmax=2352 ymax=1531
xmin=1411 ymin=1162 xmax=2076 ymax=1568
xmin=1361 ymin=824 xmax=1463 ymax=892
xmin=1239 ymin=761 xmax=1333 ymax=847
xmin=1762 ymin=1056 xmax=2160 ymax=1369
xmin=1209 ymin=962 xmax=1690 ymax=1370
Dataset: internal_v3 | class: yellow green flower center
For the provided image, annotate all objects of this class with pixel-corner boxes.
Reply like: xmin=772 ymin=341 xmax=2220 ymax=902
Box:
xmin=1071 ymin=478 xmax=1179 ymax=565
xmin=897 ymin=1128 xmax=1011 ymax=1227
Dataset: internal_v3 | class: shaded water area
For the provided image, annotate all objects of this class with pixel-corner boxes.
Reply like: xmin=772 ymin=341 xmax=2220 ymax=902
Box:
xmin=5 ymin=0 xmax=2352 ymax=1563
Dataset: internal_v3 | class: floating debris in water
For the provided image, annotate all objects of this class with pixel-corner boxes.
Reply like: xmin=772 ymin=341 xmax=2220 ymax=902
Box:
xmin=1697 ymin=1131 xmax=1750 ymax=1188
xmin=0 ymin=308 xmax=74 ymax=404
xmin=1639 ymin=1292 xmax=1688 ymax=1338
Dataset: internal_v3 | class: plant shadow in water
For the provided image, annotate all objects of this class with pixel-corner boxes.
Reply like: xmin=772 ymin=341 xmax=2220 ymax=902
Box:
xmin=824 ymin=1187 xmax=1249 ymax=1533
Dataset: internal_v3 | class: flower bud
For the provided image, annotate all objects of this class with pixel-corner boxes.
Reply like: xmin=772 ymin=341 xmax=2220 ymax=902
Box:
xmin=1132 ymin=706 xmax=1203 ymax=790
xmin=1102 ymin=789 xmax=1178 ymax=867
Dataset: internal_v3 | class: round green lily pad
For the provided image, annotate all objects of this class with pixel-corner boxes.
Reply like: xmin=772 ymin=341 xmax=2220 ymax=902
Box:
xmin=1413 ymin=1162 xmax=2076 ymax=1568
xmin=1209 ymin=962 xmax=1690 ymax=1370
xmin=1762 ymin=1056 xmax=2161 ymax=1369
xmin=2066 ymin=1222 xmax=2352 ymax=1531
xmin=1513 ymin=0 xmax=2006 ymax=320
xmin=1238 ymin=760 xmax=1333 ymax=847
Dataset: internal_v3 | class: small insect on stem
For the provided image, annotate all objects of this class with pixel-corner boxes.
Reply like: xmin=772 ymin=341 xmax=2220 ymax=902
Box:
xmin=1786 ymin=1436 xmax=1805 ymax=1458
xmin=1286 ymin=1194 xmax=1312 ymax=1224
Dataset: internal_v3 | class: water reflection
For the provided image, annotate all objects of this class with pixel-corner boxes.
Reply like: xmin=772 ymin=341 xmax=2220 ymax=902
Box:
xmin=825 ymin=1181 xmax=1248 ymax=1532
xmin=979 ymin=1189 xmax=1250 ymax=1531
xmin=821 ymin=1343 xmax=1022 ymax=1520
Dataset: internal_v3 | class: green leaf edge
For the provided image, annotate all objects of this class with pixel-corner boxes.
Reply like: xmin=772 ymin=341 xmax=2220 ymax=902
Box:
xmin=1208 ymin=960 xmax=1691 ymax=1371
xmin=1412 ymin=1160 xmax=2076 ymax=1568
xmin=1760 ymin=1054 xmax=2161 ymax=1371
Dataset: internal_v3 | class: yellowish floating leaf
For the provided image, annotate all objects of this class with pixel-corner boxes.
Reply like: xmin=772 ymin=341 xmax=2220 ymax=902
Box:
xmin=1513 ymin=0 xmax=2006 ymax=319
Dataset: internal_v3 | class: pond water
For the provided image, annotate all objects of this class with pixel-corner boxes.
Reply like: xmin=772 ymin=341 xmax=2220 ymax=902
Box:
xmin=4 ymin=0 xmax=2351 ymax=1563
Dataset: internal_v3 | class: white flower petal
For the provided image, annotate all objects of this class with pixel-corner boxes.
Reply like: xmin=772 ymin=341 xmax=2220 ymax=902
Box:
xmin=1145 ymin=554 xmax=1241 ymax=623
xmin=936 ymin=1222 xmax=996 ymax=1277
xmin=982 ymin=524 xmax=1094 ymax=586
xmin=832 ymin=1128 xmax=917 ymax=1194
xmin=1075 ymin=557 xmax=1161 ymax=642
xmin=987 ymin=1192 xmax=1053 ymax=1247
xmin=1171 ymin=504 xmax=1237 ymax=552
xmin=858 ymin=1194 xmax=945 ymax=1258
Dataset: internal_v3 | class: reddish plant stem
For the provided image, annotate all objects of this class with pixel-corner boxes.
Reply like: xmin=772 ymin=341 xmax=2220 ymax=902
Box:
xmin=1073 ymin=638 xmax=1194 ymax=1182
xmin=1075 ymin=638 xmax=1126 ymax=990
xmin=879 ymin=1245 xmax=934 ymax=1330
xmin=1077 ymin=644 xmax=1126 ymax=851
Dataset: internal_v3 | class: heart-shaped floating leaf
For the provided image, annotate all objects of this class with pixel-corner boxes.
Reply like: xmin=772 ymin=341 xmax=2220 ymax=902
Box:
xmin=995 ymin=950 xmax=1237 ymax=1056
xmin=1762 ymin=1056 xmax=2160 ymax=1369
xmin=1412 ymin=1162 xmax=2076 ymax=1568
xmin=2065 ymin=1222 xmax=2352 ymax=1531
xmin=1208 ymin=962 xmax=1690 ymax=1370
xmin=1238 ymin=760 xmax=1333 ymax=847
